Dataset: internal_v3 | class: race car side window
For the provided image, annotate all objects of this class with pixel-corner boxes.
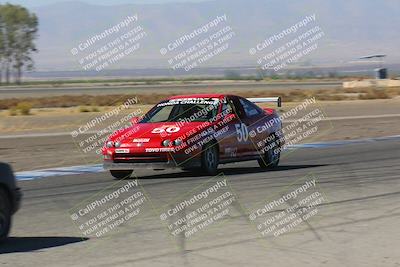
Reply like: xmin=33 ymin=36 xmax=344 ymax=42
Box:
xmin=239 ymin=98 xmax=262 ymax=118
xmin=227 ymin=96 xmax=245 ymax=119
xmin=221 ymin=99 xmax=233 ymax=115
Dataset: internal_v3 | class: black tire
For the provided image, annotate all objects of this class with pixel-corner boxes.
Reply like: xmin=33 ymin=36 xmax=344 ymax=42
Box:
xmin=258 ymin=135 xmax=280 ymax=169
xmin=110 ymin=170 xmax=133 ymax=180
xmin=0 ymin=188 xmax=11 ymax=243
xmin=201 ymin=144 xmax=219 ymax=175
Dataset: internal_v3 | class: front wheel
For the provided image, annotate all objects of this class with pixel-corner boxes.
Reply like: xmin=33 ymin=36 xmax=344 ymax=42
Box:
xmin=0 ymin=188 xmax=11 ymax=243
xmin=258 ymin=145 xmax=280 ymax=169
xmin=110 ymin=170 xmax=133 ymax=180
xmin=201 ymin=144 xmax=219 ymax=175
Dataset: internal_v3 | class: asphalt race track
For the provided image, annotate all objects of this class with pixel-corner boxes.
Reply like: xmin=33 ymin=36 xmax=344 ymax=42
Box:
xmin=1 ymin=138 xmax=399 ymax=267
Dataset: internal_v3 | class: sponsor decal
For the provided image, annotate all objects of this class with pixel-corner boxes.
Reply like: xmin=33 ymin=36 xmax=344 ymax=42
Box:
xmin=224 ymin=147 xmax=237 ymax=157
xmin=115 ymin=148 xmax=130 ymax=153
xmin=157 ymin=98 xmax=220 ymax=107
xmin=133 ymin=138 xmax=150 ymax=143
xmin=145 ymin=148 xmax=174 ymax=152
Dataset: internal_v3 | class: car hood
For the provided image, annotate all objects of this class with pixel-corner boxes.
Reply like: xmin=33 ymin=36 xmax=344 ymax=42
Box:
xmin=109 ymin=122 xmax=211 ymax=146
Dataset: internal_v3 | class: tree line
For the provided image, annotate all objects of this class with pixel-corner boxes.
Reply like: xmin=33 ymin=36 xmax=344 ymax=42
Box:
xmin=0 ymin=3 xmax=38 ymax=85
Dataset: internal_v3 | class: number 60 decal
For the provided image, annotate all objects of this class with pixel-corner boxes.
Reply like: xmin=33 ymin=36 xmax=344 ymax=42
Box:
xmin=151 ymin=126 xmax=180 ymax=134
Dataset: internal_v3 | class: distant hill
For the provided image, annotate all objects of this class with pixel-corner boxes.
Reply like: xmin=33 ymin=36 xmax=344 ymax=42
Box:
xmin=31 ymin=0 xmax=400 ymax=71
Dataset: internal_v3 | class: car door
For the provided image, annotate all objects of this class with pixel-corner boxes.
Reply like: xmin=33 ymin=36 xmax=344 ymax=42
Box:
xmin=225 ymin=96 xmax=254 ymax=158
xmin=237 ymin=97 xmax=266 ymax=157
xmin=215 ymin=96 xmax=246 ymax=161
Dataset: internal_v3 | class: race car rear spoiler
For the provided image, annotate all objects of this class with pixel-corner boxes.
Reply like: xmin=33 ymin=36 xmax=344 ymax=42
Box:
xmin=247 ymin=97 xmax=282 ymax=107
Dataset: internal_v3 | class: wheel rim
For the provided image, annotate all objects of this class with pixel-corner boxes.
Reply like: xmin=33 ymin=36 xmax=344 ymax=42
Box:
xmin=206 ymin=147 xmax=216 ymax=169
xmin=265 ymin=147 xmax=279 ymax=165
xmin=270 ymin=149 xmax=279 ymax=163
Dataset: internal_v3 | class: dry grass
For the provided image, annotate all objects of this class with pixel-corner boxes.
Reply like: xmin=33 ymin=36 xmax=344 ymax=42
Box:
xmin=1 ymin=87 xmax=399 ymax=111
xmin=233 ymin=87 xmax=400 ymax=102
xmin=358 ymin=89 xmax=391 ymax=100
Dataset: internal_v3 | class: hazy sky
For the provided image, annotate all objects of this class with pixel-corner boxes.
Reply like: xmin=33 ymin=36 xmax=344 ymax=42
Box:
xmin=0 ymin=0 xmax=211 ymax=7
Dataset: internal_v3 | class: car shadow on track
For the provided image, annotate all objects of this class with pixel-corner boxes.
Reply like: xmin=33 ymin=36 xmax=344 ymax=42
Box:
xmin=0 ymin=236 xmax=88 ymax=254
xmin=135 ymin=164 xmax=327 ymax=180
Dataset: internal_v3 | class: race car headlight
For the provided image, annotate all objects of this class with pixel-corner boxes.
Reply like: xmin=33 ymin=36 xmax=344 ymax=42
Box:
xmin=114 ymin=141 xmax=121 ymax=148
xmin=173 ymin=139 xmax=182 ymax=146
xmin=162 ymin=140 xmax=171 ymax=147
xmin=106 ymin=141 xmax=114 ymax=148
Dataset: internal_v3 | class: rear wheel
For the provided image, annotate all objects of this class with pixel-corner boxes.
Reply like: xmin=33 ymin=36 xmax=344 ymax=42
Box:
xmin=201 ymin=144 xmax=219 ymax=175
xmin=110 ymin=170 xmax=133 ymax=180
xmin=0 ymin=188 xmax=11 ymax=243
xmin=258 ymin=135 xmax=280 ymax=169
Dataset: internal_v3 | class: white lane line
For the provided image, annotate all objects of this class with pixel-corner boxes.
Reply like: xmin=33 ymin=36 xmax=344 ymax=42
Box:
xmin=284 ymin=113 xmax=400 ymax=123
xmin=288 ymin=134 xmax=400 ymax=149
xmin=14 ymin=134 xmax=400 ymax=181
xmin=319 ymin=113 xmax=400 ymax=121
xmin=16 ymin=164 xmax=103 ymax=181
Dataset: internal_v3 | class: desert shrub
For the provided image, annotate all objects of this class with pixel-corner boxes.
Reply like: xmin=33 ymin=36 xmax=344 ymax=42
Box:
xmin=16 ymin=102 xmax=32 ymax=115
xmin=79 ymin=106 xmax=90 ymax=112
xmin=8 ymin=107 xmax=18 ymax=116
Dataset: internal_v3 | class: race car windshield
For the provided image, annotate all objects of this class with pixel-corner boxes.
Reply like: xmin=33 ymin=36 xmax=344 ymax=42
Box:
xmin=140 ymin=99 xmax=220 ymax=123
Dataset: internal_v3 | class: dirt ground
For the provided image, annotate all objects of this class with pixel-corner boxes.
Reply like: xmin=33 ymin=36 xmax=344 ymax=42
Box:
xmin=1 ymin=98 xmax=399 ymax=139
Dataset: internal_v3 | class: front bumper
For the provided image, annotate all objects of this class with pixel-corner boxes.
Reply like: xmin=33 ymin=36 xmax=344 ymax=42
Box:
xmin=103 ymin=160 xmax=182 ymax=170
xmin=103 ymin=154 xmax=201 ymax=170
xmin=103 ymin=144 xmax=203 ymax=170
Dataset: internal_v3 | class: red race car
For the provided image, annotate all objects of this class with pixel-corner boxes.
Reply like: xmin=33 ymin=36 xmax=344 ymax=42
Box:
xmin=102 ymin=94 xmax=284 ymax=179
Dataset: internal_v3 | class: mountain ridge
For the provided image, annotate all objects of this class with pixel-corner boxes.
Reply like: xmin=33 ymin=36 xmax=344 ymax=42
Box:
xmin=30 ymin=0 xmax=400 ymax=71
